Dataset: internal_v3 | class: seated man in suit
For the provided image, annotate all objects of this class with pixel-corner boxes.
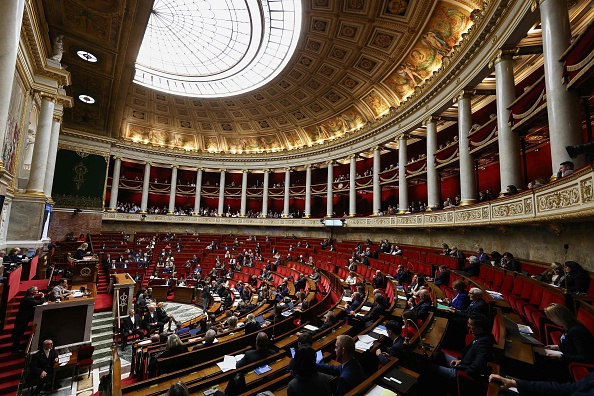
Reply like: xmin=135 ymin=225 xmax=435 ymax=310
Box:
xmin=316 ymin=335 xmax=365 ymax=396
xmin=121 ymin=308 xmax=145 ymax=350
xmin=51 ymin=279 xmax=72 ymax=301
xmin=376 ymin=320 xmax=405 ymax=364
xmin=408 ymin=289 xmax=433 ymax=323
xmin=434 ymin=265 xmax=450 ymax=287
xmin=144 ymin=304 xmax=164 ymax=334
xmin=420 ymin=314 xmax=495 ymax=395
xmin=359 ymin=293 xmax=388 ymax=328
xmin=444 ymin=287 xmax=489 ymax=349
xmin=236 ymin=332 xmax=276 ymax=368
xmin=29 ymin=339 xmax=58 ymax=395
xmin=372 ymin=270 xmax=386 ymax=289
xmin=298 ymin=311 xmax=337 ymax=338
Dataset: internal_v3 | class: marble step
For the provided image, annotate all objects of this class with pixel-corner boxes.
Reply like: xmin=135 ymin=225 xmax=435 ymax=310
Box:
xmin=92 ymin=332 xmax=114 ymax=343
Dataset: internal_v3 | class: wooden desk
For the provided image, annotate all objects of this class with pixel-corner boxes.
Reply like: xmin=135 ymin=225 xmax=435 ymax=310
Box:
xmin=52 ymin=350 xmax=77 ymax=389
xmin=503 ymin=313 xmax=534 ymax=364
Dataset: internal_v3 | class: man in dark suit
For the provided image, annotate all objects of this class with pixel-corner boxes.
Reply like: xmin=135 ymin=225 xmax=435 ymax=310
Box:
xmin=409 ymin=289 xmax=433 ymax=323
xmin=372 ymin=270 xmax=385 ymax=289
xmin=121 ymin=308 xmax=144 ymax=349
xmin=376 ymin=320 xmax=405 ymax=364
xmin=11 ymin=286 xmax=45 ymax=353
xmin=143 ymin=304 xmax=164 ymax=334
xmin=460 ymin=256 xmax=481 ymax=278
xmin=448 ymin=288 xmax=489 ymax=319
xmin=294 ymin=274 xmax=307 ymax=292
xmin=317 ymin=335 xmax=365 ymax=396
xmin=29 ymin=339 xmax=58 ymax=395
xmin=360 ymin=293 xmax=388 ymax=327
xmin=236 ymin=332 xmax=276 ymax=368
xmin=299 ymin=311 xmax=337 ymax=338
xmin=434 ymin=265 xmax=450 ymax=287
xmin=421 ymin=314 xmax=495 ymax=395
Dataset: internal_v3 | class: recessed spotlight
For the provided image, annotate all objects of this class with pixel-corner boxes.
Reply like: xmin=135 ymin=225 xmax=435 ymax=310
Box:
xmin=78 ymin=94 xmax=96 ymax=104
xmin=76 ymin=50 xmax=98 ymax=63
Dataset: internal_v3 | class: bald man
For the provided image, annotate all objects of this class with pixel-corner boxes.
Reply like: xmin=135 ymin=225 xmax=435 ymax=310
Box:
xmin=409 ymin=289 xmax=433 ymax=323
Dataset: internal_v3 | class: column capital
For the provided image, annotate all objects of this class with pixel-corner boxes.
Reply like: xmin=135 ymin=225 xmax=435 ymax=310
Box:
xmin=325 ymin=160 xmax=335 ymax=166
xmin=197 ymin=167 xmax=204 ymax=172
xmin=144 ymin=161 xmax=151 ymax=166
xmin=347 ymin=154 xmax=357 ymax=160
xmin=113 ymin=156 xmax=122 ymax=161
xmin=488 ymin=48 xmax=518 ymax=68
xmin=304 ymin=164 xmax=313 ymax=169
xmin=399 ymin=133 xmax=410 ymax=142
xmin=453 ymin=89 xmax=475 ymax=103
xmin=171 ymin=164 xmax=179 ymax=169
xmin=52 ymin=115 xmax=62 ymax=123
xmin=263 ymin=168 xmax=271 ymax=173
xmin=242 ymin=169 xmax=249 ymax=173
xmin=530 ymin=0 xmax=540 ymax=12
xmin=219 ymin=168 xmax=226 ymax=173
xmin=284 ymin=167 xmax=292 ymax=172
xmin=38 ymin=91 xmax=57 ymax=102
xmin=372 ymin=145 xmax=381 ymax=152
xmin=423 ymin=115 xmax=438 ymax=126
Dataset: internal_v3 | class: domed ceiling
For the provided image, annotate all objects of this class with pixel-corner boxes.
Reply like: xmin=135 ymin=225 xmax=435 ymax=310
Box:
xmin=42 ymin=0 xmax=482 ymax=155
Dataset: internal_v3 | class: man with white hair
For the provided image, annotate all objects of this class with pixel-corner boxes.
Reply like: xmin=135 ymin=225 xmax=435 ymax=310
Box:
xmin=460 ymin=255 xmax=481 ymax=277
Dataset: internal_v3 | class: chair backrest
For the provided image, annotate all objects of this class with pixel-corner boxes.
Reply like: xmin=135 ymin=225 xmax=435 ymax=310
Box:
xmin=77 ymin=345 xmax=95 ymax=361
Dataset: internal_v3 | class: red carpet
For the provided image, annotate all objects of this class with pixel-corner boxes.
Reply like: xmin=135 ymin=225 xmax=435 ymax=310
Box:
xmin=94 ymin=293 xmax=113 ymax=312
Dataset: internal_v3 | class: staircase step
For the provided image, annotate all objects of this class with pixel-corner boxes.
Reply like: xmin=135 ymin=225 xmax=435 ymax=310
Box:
xmin=0 ymin=379 xmax=20 ymax=395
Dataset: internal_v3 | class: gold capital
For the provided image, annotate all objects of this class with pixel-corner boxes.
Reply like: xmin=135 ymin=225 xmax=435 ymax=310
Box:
xmin=423 ymin=116 xmax=437 ymax=126
xmin=453 ymin=89 xmax=475 ymax=103
xmin=488 ymin=48 xmax=518 ymax=68
xmin=38 ymin=92 xmax=57 ymax=102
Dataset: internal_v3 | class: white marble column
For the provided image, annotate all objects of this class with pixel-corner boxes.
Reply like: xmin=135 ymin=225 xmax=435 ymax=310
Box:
xmin=349 ymin=155 xmax=357 ymax=216
xmin=108 ymin=157 xmax=122 ymax=211
xmin=43 ymin=115 xmax=62 ymax=198
xmin=140 ymin=162 xmax=151 ymax=213
xmin=240 ymin=170 xmax=248 ymax=217
xmin=193 ymin=168 xmax=203 ymax=215
xmin=456 ymin=91 xmax=477 ymax=205
xmin=0 ymin=0 xmax=26 ymax=167
xmin=262 ymin=170 xmax=270 ymax=217
xmin=398 ymin=135 xmax=408 ymax=213
xmin=373 ymin=147 xmax=381 ymax=215
xmin=283 ymin=168 xmax=291 ymax=217
xmin=492 ymin=50 xmax=522 ymax=192
xmin=217 ymin=169 xmax=226 ymax=216
xmin=326 ymin=161 xmax=334 ymax=217
xmin=424 ymin=117 xmax=440 ymax=210
xmin=168 ymin=166 xmax=178 ymax=214
xmin=304 ymin=165 xmax=312 ymax=218
xmin=539 ymin=0 xmax=583 ymax=175
xmin=25 ymin=94 xmax=55 ymax=195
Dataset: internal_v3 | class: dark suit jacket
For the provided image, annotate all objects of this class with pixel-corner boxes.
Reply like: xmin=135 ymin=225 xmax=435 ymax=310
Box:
xmin=362 ymin=302 xmax=386 ymax=324
xmin=458 ymin=333 xmax=495 ymax=377
xmin=158 ymin=345 xmax=188 ymax=359
xmin=372 ymin=275 xmax=385 ymax=289
xmin=516 ymin=371 xmax=594 ymax=396
xmin=29 ymin=349 xmax=58 ymax=378
xmin=559 ymin=323 xmax=594 ymax=363
xmin=244 ymin=321 xmax=262 ymax=335
xmin=455 ymin=299 xmax=489 ymax=319
xmin=15 ymin=295 xmax=45 ymax=324
xmin=460 ymin=262 xmax=481 ymax=277
xmin=122 ymin=314 xmax=143 ymax=332
xmin=378 ymin=336 xmax=404 ymax=365
xmin=143 ymin=312 xmax=160 ymax=328
xmin=411 ymin=299 xmax=432 ymax=322
xmin=294 ymin=278 xmax=307 ymax=291
xmin=434 ymin=271 xmax=450 ymax=287
xmin=236 ymin=348 xmax=276 ymax=368
xmin=317 ymin=357 xmax=365 ymax=396
xmin=308 ymin=320 xmax=336 ymax=337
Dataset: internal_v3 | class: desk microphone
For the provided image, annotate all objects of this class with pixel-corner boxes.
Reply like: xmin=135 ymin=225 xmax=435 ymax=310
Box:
xmin=406 ymin=319 xmax=427 ymax=356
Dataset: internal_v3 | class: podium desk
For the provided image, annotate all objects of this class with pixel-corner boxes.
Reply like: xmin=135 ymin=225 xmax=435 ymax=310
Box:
xmin=32 ymin=290 xmax=96 ymax=352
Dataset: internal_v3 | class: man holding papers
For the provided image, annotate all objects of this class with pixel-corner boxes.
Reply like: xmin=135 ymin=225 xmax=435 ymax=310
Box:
xmin=376 ymin=321 xmax=405 ymax=364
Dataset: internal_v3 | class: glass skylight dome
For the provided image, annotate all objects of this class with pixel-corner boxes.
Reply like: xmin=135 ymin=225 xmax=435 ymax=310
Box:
xmin=134 ymin=0 xmax=303 ymax=98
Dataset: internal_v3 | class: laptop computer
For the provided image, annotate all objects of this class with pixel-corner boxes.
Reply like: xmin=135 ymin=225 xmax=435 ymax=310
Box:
xmin=503 ymin=316 xmax=543 ymax=345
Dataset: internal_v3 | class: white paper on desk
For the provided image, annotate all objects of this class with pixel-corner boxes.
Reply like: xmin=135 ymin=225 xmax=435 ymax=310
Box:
xmin=213 ymin=297 xmax=222 ymax=302
xmin=355 ymin=340 xmax=373 ymax=351
xmin=533 ymin=347 xmax=563 ymax=357
xmin=517 ymin=324 xmax=533 ymax=334
xmin=304 ymin=324 xmax=318 ymax=331
xmin=137 ymin=339 xmax=152 ymax=346
xmin=234 ymin=354 xmax=245 ymax=362
xmin=358 ymin=334 xmax=376 ymax=344
xmin=373 ymin=327 xmax=389 ymax=337
xmin=342 ymin=296 xmax=352 ymax=302
xmin=216 ymin=355 xmax=237 ymax=372
xmin=360 ymin=306 xmax=371 ymax=312
xmin=364 ymin=384 xmax=396 ymax=396
xmin=397 ymin=295 xmax=407 ymax=300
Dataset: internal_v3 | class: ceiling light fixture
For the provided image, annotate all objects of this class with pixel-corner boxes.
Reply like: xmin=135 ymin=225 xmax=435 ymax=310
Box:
xmin=76 ymin=50 xmax=98 ymax=63
xmin=78 ymin=94 xmax=96 ymax=104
